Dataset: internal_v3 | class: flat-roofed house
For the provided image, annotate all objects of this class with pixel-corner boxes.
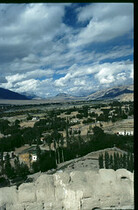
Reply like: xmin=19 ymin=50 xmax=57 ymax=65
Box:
xmin=18 ymin=147 xmax=38 ymax=167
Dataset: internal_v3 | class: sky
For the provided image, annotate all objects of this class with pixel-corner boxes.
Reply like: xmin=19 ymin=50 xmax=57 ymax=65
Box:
xmin=0 ymin=3 xmax=133 ymax=98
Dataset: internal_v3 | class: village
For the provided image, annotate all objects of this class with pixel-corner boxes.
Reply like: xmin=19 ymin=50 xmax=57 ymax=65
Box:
xmin=0 ymin=100 xmax=134 ymax=186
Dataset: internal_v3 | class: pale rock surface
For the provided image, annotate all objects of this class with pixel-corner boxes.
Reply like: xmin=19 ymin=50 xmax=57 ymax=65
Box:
xmin=0 ymin=169 xmax=134 ymax=210
xmin=35 ymin=174 xmax=55 ymax=203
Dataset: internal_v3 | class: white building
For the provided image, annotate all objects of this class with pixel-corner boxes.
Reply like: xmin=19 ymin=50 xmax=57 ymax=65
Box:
xmin=117 ymin=130 xmax=133 ymax=136
xmin=31 ymin=154 xmax=37 ymax=162
xmin=32 ymin=116 xmax=39 ymax=121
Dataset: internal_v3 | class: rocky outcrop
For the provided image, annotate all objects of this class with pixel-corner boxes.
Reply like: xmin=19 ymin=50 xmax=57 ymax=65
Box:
xmin=0 ymin=169 xmax=134 ymax=210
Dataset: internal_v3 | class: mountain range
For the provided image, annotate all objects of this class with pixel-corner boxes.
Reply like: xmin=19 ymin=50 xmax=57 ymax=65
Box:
xmin=0 ymin=88 xmax=29 ymax=100
xmin=0 ymin=85 xmax=133 ymax=101
xmin=54 ymin=85 xmax=133 ymax=102
xmin=86 ymin=85 xmax=133 ymax=101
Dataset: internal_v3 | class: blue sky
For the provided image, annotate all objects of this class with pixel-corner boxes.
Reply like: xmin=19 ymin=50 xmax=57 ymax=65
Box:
xmin=0 ymin=3 xmax=133 ymax=98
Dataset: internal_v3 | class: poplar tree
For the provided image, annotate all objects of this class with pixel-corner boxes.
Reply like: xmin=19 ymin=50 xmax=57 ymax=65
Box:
xmin=113 ymin=153 xmax=118 ymax=170
xmin=126 ymin=153 xmax=130 ymax=171
xmin=119 ymin=154 xmax=123 ymax=168
xmin=122 ymin=153 xmax=127 ymax=169
xmin=116 ymin=152 xmax=120 ymax=169
xmin=36 ymin=143 xmax=41 ymax=162
xmin=99 ymin=154 xmax=104 ymax=169
xmin=127 ymin=153 xmax=134 ymax=172
xmin=129 ymin=153 xmax=134 ymax=172
xmin=4 ymin=153 xmax=14 ymax=178
xmin=109 ymin=154 xmax=113 ymax=169
xmin=105 ymin=152 xmax=110 ymax=169
xmin=0 ymin=151 xmax=4 ymax=175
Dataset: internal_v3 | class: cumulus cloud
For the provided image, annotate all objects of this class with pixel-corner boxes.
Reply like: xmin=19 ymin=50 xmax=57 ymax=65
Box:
xmin=54 ymin=60 xmax=133 ymax=96
xmin=0 ymin=3 xmax=133 ymax=97
xmin=95 ymin=61 xmax=133 ymax=82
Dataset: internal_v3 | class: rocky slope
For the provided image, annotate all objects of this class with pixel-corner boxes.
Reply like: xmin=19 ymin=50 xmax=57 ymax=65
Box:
xmin=86 ymin=85 xmax=133 ymax=101
xmin=0 ymin=169 xmax=134 ymax=210
xmin=115 ymin=93 xmax=133 ymax=101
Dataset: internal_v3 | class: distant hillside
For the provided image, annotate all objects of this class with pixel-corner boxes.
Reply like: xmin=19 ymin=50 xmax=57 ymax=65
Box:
xmin=51 ymin=85 xmax=133 ymax=102
xmin=0 ymin=88 xmax=29 ymax=100
xmin=55 ymin=93 xmax=69 ymax=97
xmin=115 ymin=93 xmax=133 ymax=102
xmin=86 ymin=85 xmax=133 ymax=101
xmin=21 ymin=92 xmax=41 ymax=100
xmin=54 ymin=93 xmax=78 ymax=100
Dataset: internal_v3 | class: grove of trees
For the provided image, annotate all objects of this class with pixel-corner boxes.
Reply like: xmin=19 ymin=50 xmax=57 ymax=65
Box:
xmin=98 ymin=151 xmax=134 ymax=172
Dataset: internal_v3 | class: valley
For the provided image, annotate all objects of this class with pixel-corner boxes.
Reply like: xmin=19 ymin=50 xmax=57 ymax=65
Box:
xmin=0 ymin=87 xmax=134 ymax=209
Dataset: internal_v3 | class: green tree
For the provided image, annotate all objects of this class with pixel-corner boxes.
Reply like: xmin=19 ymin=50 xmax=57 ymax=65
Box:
xmin=77 ymin=133 xmax=83 ymax=150
xmin=126 ymin=153 xmax=130 ymax=170
xmin=60 ymin=135 xmax=64 ymax=163
xmin=66 ymin=117 xmax=69 ymax=139
xmin=32 ymin=161 xmax=40 ymax=173
xmin=119 ymin=154 xmax=123 ymax=168
xmin=113 ymin=152 xmax=118 ymax=170
xmin=109 ymin=154 xmax=113 ymax=169
xmin=45 ymin=135 xmax=53 ymax=157
xmin=129 ymin=153 xmax=134 ymax=172
xmin=14 ymin=119 xmax=20 ymax=128
xmin=116 ymin=152 xmax=120 ymax=169
xmin=36 ymin=143 xmax=41 ymax=162
xmin=113 ymin=152 xmax=117 ymax=170
xmin=4 ymin=153 xmax=14 ymax=179
xmin=51 ymin=130 xmax=62 ymax=165
xmin=93 ymin=126 xmax=104 ymax=139
xmin=127 ymin=153 xmax=134 ymax=172
xmin=122 ymin=153 xmax=127 ymax=169
xmin=14 ymin=157 xmax=29 ymax=177
xmin=0 ymin=119 xmax=10 ymax=133
xmin=19 ymin=163 xmax=29 ymax=177
xmin=14 ymin=157 xmax=21 ymax=175
xmin=98 ymin=154 xmax=104 ymax=169
xmin=105 ymin=152 xmax=110 ymax=169
xmin=0 ymin=151 xmax=4 ymax=175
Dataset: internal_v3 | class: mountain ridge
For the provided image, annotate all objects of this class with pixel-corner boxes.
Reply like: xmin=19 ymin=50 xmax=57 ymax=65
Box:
xmin=52 ymin=85 xmax=133 ymax=101
xmin=0 ymin=87 xmax=29 ymax=100
xmin=0 ymin=84 xmax=133 ymax=101
xmin=86 ymin=85 xmax=133 ymax=101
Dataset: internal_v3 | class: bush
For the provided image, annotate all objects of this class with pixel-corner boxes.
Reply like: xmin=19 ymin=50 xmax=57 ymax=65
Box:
xmin=0 ymin=177 xmax=10 ymax=188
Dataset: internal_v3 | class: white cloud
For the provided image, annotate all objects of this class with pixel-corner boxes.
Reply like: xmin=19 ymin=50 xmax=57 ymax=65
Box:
xmin=13 ymin=79 xmax=39 ymax=93
xmin=0 ymin=3 xmax=68 ymax=67
xmin=26 ymin=69 xmax=54 ymax=78
xmin=6 ymin=74 xmax=26 ymax=83
xmin=0 ymin=3 xmax=133 ymax=97
xmin=94 ymin=61 xmax=133 ymax=85
xmin=54 ymin=60 xmax=133 ymax=95
xmin=70 ymin=3 xmax=133 ymax=47
xmin=94 ymin=45 xmax=133 ymax=62
xmin=77 ymin=3 xmax=133 ymax=22
xmin=99 ymin=75 xmax=115 ymax=84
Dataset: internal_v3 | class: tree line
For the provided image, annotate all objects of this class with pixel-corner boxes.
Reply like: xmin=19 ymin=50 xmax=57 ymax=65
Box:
xmin=99 ymin=151 xmax=134 ymax=172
